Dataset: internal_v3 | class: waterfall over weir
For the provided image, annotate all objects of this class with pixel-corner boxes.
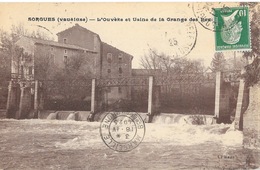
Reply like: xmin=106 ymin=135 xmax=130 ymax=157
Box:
xmin=38 ymin=111 xmax=240 ymax=146
xmin=43 ymin=111 xmax=217 ymax=127
xmin=95 ymin=112 xmax=215 ymax=125
xmin=152 ymin=113 xmax=215 ymax=125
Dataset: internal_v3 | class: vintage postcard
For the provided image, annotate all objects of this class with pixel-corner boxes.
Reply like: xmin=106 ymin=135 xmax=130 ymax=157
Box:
xmin=0 ymin=2 xmax=259 ymax=170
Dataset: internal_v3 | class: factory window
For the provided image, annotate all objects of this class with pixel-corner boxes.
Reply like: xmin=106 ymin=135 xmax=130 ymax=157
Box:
xmin=51 ymin=47 xmax=54 ymax=51
xmin=119 ymin=67 xmax=123 ymax=74
xmin=51 ymin=54 xmax=55 ymax=63
xmin=63 ymin=38 xmax=67 ymax=44
xmin=107 ymin=53 xmax=112 ymax=63
xmin=64 ymin=49 xmax=67 ymax=54
xmin=118 ymin=87 xmax=122 ymax=94
xmin=118 ymin=53 xmax=123 ymax=62
xmin=64 ymin=56 xmax=68 ymax=64
xmin=107 ymin=69 xmax=111 ymax=74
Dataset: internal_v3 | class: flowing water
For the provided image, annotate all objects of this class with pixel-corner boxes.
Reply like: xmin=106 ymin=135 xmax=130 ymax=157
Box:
xmin=0 ymin=114 xmax=259 ymax=170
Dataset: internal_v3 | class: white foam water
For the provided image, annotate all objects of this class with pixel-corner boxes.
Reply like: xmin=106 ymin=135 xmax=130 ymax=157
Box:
xmin=143 ymin=123 xmax=243 ymax=146
xmin=152 ymin=113 xmax=214 ymax=125
xmin=0 ymin=118 xmax=256 ymax=170
xmin=52 ymin=113 xmax=243 ymax=150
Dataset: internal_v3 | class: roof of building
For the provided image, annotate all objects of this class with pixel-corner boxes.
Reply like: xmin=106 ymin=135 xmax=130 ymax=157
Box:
xmin=20 ymin=36 xmax=96 ymax=53
xmin=56 ymin=24 xmax=135 ymax=59
xmin=56 ymin=24 xmax=100 ymax=39
xmin=102 ymin=42 xmax=133 ymax=60
xmin=57 ymin=24 xmax=133 ymax=59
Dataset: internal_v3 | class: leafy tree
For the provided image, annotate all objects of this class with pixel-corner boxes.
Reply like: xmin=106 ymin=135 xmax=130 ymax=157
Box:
xmin=210 ymin=52 xmax=226 ymax=72
xmin=64 ymin=53 xmax=93 ymax=80
xmin=244 ymin=58 xmax=260 ymax=86
xmin=240 ymin=4 xmax=260 ymax=86
xmin=41 ymin=52 xmax=94 ymax=101
xmin=33 ymin=47 xmax=53 ymax=80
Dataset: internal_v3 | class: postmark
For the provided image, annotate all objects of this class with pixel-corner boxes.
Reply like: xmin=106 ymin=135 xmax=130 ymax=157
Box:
xmin=165 ymin=20 xmax=197 ymax=58
xmin=149 ymin=10 xmax=197 ymax=58
xmin=192 ymin=2 xmax=227 ymax=32
xmin=214 ymin=6 xmax=251 ymax=51
xmin=100 ymin=112 xmax=145 ymax=152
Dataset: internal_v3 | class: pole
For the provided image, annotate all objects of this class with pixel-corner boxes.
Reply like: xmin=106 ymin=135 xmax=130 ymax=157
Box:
xmin=147 ymin=76 xmax=153 ymax=122
xmin=91 ymin=79 xmax=96 ymax=113
xmin=214 ymin=71 xmax=221 ymax=121
xmin=34 ymin=80 xmax=38 ymax=118
xmin=234 ymin=78 xmax=245 ymax=130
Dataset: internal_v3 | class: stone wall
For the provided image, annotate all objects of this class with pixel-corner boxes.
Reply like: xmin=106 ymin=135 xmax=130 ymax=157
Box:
xmin=243 ymin=83 xmax=260 ymax=149
xmin=101 ymin=42 xmax=132 ymax=78
xmin=18 ymin=85 xmax=33 ymax=119
xmin=6 ymin=82 xmax=20 ymax=118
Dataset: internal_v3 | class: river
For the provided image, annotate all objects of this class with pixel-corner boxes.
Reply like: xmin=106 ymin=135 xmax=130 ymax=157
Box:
xmin=0 ymin=118 xmax=259 ymax=170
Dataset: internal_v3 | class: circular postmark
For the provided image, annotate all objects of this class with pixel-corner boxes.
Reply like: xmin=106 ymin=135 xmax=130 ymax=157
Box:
xmin=164 ymin=20 xmax=197 ymax=58
xmin=149 ymin=10 xmax=197 ymax=58
xmin=192 ymin=2 xmax=227 ymax=32
xmin=100 ymin=112 xmax=145 ymax=152
xmin=192 ymin=3 xmax=246 ymax=33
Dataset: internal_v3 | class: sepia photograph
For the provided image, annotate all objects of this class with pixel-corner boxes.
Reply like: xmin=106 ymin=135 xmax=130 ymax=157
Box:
xmin=0 ymin=2 xmax=259 ymax=169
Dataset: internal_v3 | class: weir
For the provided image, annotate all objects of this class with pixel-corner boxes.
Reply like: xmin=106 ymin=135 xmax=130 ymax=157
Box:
xmin=5 ymin=71 xmax=246 ymax=128
xmin=41 ymin=111 xmax=216 ymax=126
xmin=42 ymin=111 xmax=92 ymax=121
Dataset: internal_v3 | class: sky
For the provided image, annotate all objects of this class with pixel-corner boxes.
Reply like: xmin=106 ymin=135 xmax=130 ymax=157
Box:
xmin=0 ymin=2 xmax=247 ymax=68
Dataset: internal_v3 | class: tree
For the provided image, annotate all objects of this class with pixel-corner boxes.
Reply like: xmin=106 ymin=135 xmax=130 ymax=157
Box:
xmin=240 ymin=4 xmax=260 ymax=86
xmin=173 ymin=58 xmax=205 ymax=73
xmin=0 ymin=23 xmax=53 ymax=81
xmin=140 ymin=48 xmax=205 ymax=74
xmin=42 ymin=53 xmax=94 ymax=102
xmin=49 ymin=53 xmax=93 ymax=81
xmin=210 ymin=52 xmax=226 ymax=72
xmin=33 ymin=47 xmax=54 ymax=80
xmin=140 ymin=49 xmax=164 ymax=70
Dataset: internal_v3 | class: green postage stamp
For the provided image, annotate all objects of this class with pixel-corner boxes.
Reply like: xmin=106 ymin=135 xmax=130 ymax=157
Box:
xmin=214 ymin=6 xmax=251 ymax=51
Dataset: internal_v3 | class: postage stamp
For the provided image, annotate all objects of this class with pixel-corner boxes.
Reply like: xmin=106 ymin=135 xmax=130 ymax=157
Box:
xmin=214 ymin=6 xmax=251 ymax=51
xmin=100 ymin=112 xmax=145 ymax=152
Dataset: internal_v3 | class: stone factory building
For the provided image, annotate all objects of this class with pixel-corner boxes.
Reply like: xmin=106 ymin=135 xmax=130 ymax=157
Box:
xmin=13 ymin=24 xmax=133 ymax=111
xmin=15 ymin=23 xmax=133 ymax=79
xmin=56 ymin=24 xmax=133 ymax=79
